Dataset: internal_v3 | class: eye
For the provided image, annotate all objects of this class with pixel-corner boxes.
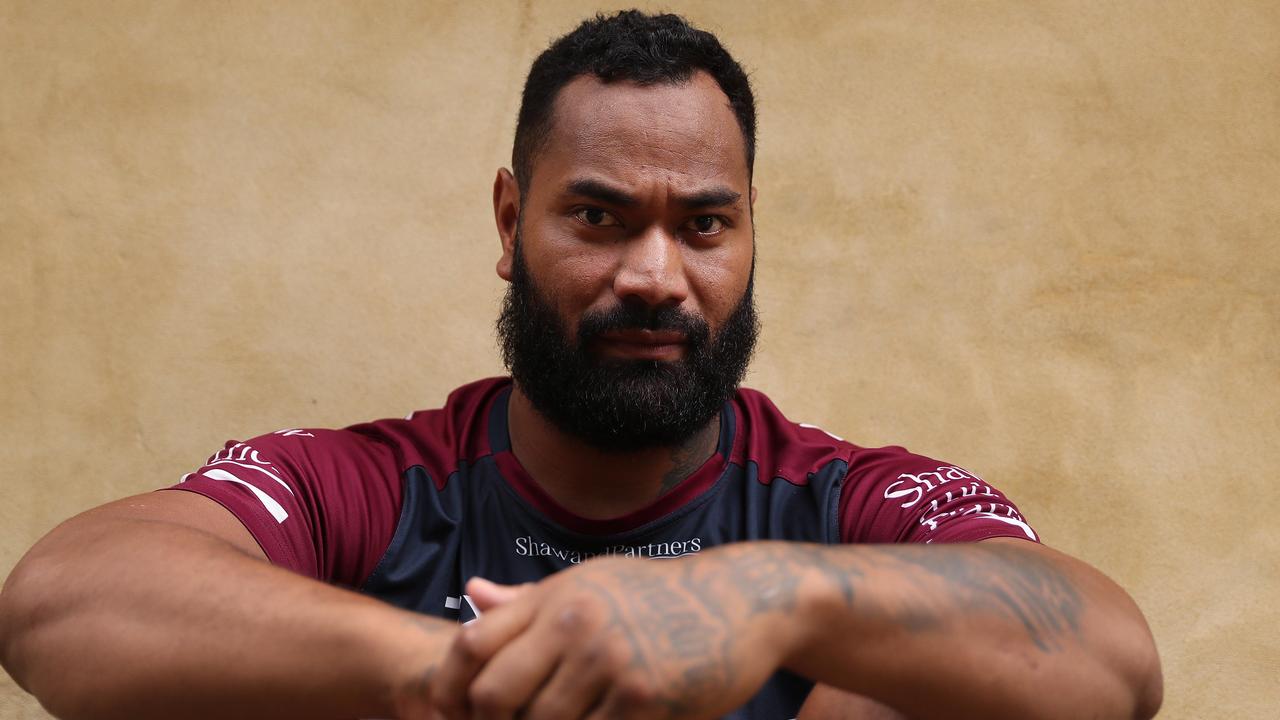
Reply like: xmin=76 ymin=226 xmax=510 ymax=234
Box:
xmin=572 ymin=207 xmax=621 ymax=227
xmin=684 ymin=215 xmax=726 ymax=234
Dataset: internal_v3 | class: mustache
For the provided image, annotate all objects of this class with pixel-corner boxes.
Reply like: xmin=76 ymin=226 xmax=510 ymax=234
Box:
xmin=577 ymin=300 xmax=710 ymax=345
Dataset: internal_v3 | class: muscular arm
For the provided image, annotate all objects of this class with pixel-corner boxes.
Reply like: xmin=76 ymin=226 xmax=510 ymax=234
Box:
xmin=0 ymin=491 xmax=452 ymax=720
xmin=433 ymin=539 xmax=1160 ymax=720
xmin=753 ymin=539 xmax=1162 ymax=719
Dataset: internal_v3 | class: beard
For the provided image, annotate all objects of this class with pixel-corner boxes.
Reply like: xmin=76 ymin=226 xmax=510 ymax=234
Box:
xmin=496 ymin=239 xmax=759 ymax=452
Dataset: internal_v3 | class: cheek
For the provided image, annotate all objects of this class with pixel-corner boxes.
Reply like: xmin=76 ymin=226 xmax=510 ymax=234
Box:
xmin=686 ymin=244 xmax=752 ymax=322
xmin=557 ymin=255 xmax=613 ymax=309
xmin=523 ymin=231 xmax=617 ymax=318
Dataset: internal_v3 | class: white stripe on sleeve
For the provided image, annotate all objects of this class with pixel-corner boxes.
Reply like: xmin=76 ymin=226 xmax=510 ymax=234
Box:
xmin=200 ymin=468 xmax=290 ymax=523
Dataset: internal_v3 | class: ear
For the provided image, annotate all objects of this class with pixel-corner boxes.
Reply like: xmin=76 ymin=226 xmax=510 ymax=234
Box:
xmin=493 ymin=167 xmax=520 ymax=281
xmin=750 ymin=185 xmax=758 ymax=211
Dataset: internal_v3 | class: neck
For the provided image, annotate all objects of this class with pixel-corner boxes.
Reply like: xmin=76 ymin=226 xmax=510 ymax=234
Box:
xmin=506 ymin=386 xmax=720 ymax=520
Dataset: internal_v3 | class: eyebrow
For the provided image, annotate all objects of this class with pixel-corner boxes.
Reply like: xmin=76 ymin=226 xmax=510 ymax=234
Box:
xmin=565 ymin=178 xmax=638 ymax=207
xmin=677 ymin=187 xmax=742 ymax=210
xmin=563 ymin=178 xmax=742 ymax=210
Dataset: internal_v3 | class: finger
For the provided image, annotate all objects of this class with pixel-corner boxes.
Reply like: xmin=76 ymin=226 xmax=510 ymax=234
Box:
xmin=585 ymin=678 xmax=659 ymax=720
xmin=466 ymin=619 xmax=566 ymax=720
xmin=468 ymin=577 xmax=533 ymax=612
xmin=522 ymin=632 xmax=619 ymax=720
xmin=430 ymin=594 xmax=539 ymax=720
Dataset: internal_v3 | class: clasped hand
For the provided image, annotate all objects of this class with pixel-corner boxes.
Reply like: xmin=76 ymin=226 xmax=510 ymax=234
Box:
xmin=413 ymin=551 xmax=803 ymax=720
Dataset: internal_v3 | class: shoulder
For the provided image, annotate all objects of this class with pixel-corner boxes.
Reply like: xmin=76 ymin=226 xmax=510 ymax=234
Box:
xmin=729 ymin=388 xmax=983 ymax=493
xmin=205 ymin=377 xmax=511 ymax=486
xmin=732 ymin=388 xmax=1037 ymax=544
xmin=170 ymin=378 xmax=512 ymax=582
xmin=339 ymin=376 xmax=510 ymax=475
xmin=732 ymin=387 xmax=963 ymax=474
xmin=731 ymin=387 xmax=868 ymax=484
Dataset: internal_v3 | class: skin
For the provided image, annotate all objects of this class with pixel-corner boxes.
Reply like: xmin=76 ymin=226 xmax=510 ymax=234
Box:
xmin=0 ymin=71 xmax=1162 ymax=720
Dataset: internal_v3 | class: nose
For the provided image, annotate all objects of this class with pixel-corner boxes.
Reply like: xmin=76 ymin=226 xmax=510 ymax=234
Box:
xmin=611 ymin=226 xmax=690 ymax=308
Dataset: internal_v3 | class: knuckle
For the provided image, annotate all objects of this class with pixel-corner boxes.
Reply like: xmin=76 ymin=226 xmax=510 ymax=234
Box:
xmin=555 ymin=601 xmax=587 ymax=631
xmin=558 ymin=594 xmax=604 ymax=628
xmin=430 ymin=691 xmax=465 ymax=718
xmin=433 ymin=705 xmax=464 ymax=720
xmin=616 ymin=677 xmax=657 ymax=706
xmin=578 ymin=638 xmax=608 ymax=665
xmin=525 ymin=697 xmax=569 ymax=720
xmin=453 ymin=626 xmax=485 ymax=661
xmin=426 ymin=683 xmax=456 ymax=710
xmin=467 ymin=680 xmax=510 ymax=714
xmin=603 ymin=639 xmax=633 ymax=671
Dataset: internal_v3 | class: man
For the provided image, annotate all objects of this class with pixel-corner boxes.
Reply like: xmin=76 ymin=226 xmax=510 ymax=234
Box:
xmin=0 ymin=10 xmax=1160 ymax=720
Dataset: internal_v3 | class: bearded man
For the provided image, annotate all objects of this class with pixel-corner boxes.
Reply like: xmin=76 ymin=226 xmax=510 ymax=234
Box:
xmin=0 ymin=10 xmax=1161 ymax=720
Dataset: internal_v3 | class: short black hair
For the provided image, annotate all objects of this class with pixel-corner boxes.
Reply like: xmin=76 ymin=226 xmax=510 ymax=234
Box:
xmin=512 ymin=10 xmax=756 ymax=194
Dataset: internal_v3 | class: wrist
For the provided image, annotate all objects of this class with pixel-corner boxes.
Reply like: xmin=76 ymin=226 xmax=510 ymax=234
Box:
xmin=776 ymin=543 xmax=865 ymax=674
xmin=376 ymin=609 xmax=457 ymax=718
xmin=705 ymin=542 xmax=849 ymax=672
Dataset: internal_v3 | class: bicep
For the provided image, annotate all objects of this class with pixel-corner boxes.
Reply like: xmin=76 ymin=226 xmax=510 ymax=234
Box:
xmin=72 ymin=490 xmax=268 ymax=561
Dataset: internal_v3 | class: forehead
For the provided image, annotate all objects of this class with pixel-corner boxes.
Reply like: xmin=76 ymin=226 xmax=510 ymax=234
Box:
xmin=532 ymin=71 xmax=750 ymax=193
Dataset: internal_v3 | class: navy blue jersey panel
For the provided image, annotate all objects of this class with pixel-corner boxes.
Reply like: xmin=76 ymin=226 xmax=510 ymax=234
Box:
xmin=360 ymin=465 xmax=465 ymax=614
xmin=736 ymin=459 xmax=847 ymax=543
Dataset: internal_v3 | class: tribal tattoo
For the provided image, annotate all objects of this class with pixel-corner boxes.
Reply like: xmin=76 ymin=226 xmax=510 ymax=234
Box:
xmin=867 ymin=543 xmax=1083 ymax=653
xmin=400 ymin=612 xmax=452 ymax=702
xmin=577 ymin=567 xmax=737 ymax=716
xmin=658 ymin=427 xmax=717 ymax=495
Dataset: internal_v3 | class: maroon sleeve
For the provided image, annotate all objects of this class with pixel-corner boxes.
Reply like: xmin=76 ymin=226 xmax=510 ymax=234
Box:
xmin=838 ymin=447 xmax=1039 ymax=544
xmin=160 ymin=427 xmax=403 ymax=587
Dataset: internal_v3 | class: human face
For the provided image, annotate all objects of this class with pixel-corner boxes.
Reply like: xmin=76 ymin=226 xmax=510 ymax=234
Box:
xmin=495 ymin=71 xmax=756 ymax=363
xmin=492 ymin=72 xmax=758 ymax=449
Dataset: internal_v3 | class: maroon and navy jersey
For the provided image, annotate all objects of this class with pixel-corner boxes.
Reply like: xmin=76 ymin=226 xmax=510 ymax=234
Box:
xmin=165 ymin=377 xmax=1037 ymax=719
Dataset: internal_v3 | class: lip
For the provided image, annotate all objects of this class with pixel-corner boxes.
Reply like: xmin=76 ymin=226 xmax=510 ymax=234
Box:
xmin=595 ymin=330 xmax=687 ymax=360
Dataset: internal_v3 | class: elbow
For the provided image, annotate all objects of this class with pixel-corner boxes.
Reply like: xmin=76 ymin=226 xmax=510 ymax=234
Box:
xmin=1136 ymin=674 xmax=1164 ymax=720
xmin=1025 ymin=632 xmax=1160 ymax=720
xmin=1039 ymin=590 xmax=1163 ymax=720
xmin=1069 ymin=555 xmax=1163 ymax=720
xmin=0 ymin=553 xmax=44 ymax=692
xmin=1098 ymin=606 xmax=1163 ymax=720
xmin=0 ymin=549 xmax=97 ymax=719
xmin=1128 ymin=633 xmax=1163 ymax=720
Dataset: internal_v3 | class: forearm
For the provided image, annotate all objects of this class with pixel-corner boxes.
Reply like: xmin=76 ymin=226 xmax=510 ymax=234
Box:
xmin=0 ymin=515 xmax=451 ymax=720
xmin=773 ymin=540 xmax=1162 ymax=720
xmin=418 ymin=539 xmax=1158 ymax=720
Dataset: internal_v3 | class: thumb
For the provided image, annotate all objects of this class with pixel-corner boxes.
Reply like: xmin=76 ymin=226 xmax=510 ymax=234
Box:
xmin=466 ymin=577 xmax=533 ymax=612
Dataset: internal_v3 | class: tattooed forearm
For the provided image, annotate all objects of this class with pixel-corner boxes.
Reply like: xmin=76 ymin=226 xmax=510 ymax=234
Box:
xmin=687 ymin=549 xmax=806 ymax=614
xmin=680 ymin=543 xmax=860 ymax=616
xmin=867 ymin=543 xmax=1083 ymax=652
xmin=684 ymin=541 xmax=1080 ymax=655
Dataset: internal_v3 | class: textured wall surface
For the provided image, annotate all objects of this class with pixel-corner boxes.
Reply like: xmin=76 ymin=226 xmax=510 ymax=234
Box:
xmin=2 ymin=1 xmax=1277 ymax=717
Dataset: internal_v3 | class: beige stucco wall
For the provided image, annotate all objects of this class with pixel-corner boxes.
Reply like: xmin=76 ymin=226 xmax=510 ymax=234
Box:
xmin=2 ymin=2 xmax=1276 ymax=717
